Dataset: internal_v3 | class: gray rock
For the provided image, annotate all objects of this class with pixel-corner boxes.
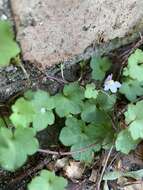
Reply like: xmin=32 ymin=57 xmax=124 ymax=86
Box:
xmin=0 ymin=0 xmax=11 ymax=20
xmin=10 ymin=0 xmax=143 ymax=68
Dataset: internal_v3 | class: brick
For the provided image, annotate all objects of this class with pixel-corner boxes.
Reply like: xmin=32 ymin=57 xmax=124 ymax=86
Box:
xmin=11 ymin=0 xmax=143 ymax=67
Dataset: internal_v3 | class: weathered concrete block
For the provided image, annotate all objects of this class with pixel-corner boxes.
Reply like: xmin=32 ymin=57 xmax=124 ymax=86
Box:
xmin=11 ymin=0 xmax=143 ymax=67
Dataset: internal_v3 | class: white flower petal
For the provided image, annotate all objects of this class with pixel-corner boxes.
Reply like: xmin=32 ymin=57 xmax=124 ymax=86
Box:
xmin=114 ymin=81 xmax=121 ymax=88
xmin=104 ymin=84 xmax=110 ymax=91
xmin=110 ymin=84 xmax=117 ymax=93
xmin=104 ymin=74 xmax=121 ymax=93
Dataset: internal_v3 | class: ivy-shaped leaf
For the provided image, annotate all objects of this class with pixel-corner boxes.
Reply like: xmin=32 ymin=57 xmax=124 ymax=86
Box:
xmin=96 ymin=91 xmax=116 ymax=111
xmin=10 ymin=90 xmax=55 ymax=131
xmin=60 ymin=117 xmax=113 ymax=162
xmin=0 ymin=127 xmax=38 ymax=171
xmin=24 ymin=90 xmax=35 ymax=100
xmin=0 ymin=21 xmax=20 ymax=66
xmin=123 ymin=49 xmax=143 ymax=81
xmin=60 ymin=117 xmax=88 ymax=146
xmin=81 ymin=92 xmax=115 ymax=124
xmin=115 ymin=129 xmax=139 ymax=154
xmin=10 ymin=97 xmax=35 ymax=128
xmin=125 ymin=100 xmax=143 ymax=140
xmin=120 ymin=49 xmax=143 ymax=101
xmin=31 ymin=90 xmax=55 ymax=131
xmin=81 ymin=101 xmax=108 ymax=124
xmin=0 ymin=117 xmax=7 ymax=127
xmin=90 ymin=56 xmax=111 ymax=81
xmin=102 ymin=130 xmax=115 ymax=150
xmin=84 ymin=83 xmax=98 ymax=99
xmin=120 ymin=79 xmax=143 ymax=101
xmin=28 ymin=170 xmax=67 ymax=190
xmin=70 ymin=140 xmax=101 ymax=163
xmin=54 ymin=82 xmax=84 ymax=117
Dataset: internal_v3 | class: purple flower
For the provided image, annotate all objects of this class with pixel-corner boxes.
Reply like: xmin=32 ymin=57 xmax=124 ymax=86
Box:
xmin=104 ymin=74 xmax=121 ymax=93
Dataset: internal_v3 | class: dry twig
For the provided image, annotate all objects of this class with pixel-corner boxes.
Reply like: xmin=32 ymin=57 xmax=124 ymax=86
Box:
xmin=96 ymin=146 xmax=113 ymax=190
xmin=38 ymin=142 xmax=98 ymax=156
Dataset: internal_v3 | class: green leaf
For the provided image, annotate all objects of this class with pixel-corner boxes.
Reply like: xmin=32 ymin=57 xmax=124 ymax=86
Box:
xmin=54 ymin=82 xmax=84 ymax=117
xmin=28 ymin=170 xmax=67 ymax=190
xmin=129 ymin=120 xmax=143 ymax=140
xmin=0 ymin=127 xmax=38 ymax=171
xmin=125 ymin=103 xmax=141 ymax=124
xmin=10 ymin=90 xmax=55 ymax=131
xmin=123 ymin=49 xmax=143 ymax=81
xmin=125 ymin=100 xmax=143 ymax=140
xmin=31 ymin=90 xmax=55 ymax=110
xmin=84 ymin=83 xmax=98 ymax=99
xmin=115 ymin=129 xmax=139 ymax=154
xmin=102 ymin=130 xmax=115 ymax=150
xmin=10 ymin=97 xmax=35 ymax=128
xmin=71 ymin=140 xmax=101 ymax=163
xmin=90 ymin=56 xmax=111 ymax=81
xmin=119 ymin=79 xmax=143 ymax=101
xmin=0 ymin=117 xmax=6 ymax=127
xmin=33 ymin=111 xmax=54 ymax=131
xmin=96 ymin=91 xmax=116 ymax=111
xmin=59 ymin=117 xmax=87 ymax=146
xmin=24 ymin=90 xmax=35 ymax=100
xmin=63 ymin=82 xmax=84 ymax=101
xmin=0 ymin=21 xmax=20 ymax=66
xmin=60 ymin=117 xmax=113 ymax=162
xmin=31 ymin=90 xmax=55 ymax=131
xmin=81 ymin=101 xmax=108 ymax=124
xmin=14 ymin=128 xmax=38 ymax=155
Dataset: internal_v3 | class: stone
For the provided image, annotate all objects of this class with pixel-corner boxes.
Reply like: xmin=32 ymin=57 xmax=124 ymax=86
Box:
xmin=11 ymin=0 xmax=143 ymax=68
xmin=0 ymin=0 xmax=12 ymax=20
xmin=0 ymin=0 xmax=3 ymax=9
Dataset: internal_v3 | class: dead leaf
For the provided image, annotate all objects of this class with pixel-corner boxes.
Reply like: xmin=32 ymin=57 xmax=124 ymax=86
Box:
xmin=55 ymin=157 xmax=69 ymax=170
xmin=46 ymin=161 xmax=55 ymax=171
xmin=89 ymin=169 xmax=98 ymax=182
xmin=65 ymin=161 xmax=85 ymax=179
xmin=117 ymin=177 xmax=128 ymax=186
xmin=103 ymin=181 xmax=109 ymax=190
xmin=123 ymin=183 xmax=143 ymax=190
